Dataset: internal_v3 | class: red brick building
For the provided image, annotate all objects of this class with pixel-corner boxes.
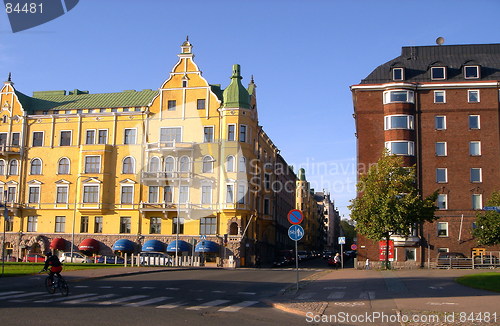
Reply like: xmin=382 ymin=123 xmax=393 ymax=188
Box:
xmin=351 ymin=43 xmax=500 ymax=268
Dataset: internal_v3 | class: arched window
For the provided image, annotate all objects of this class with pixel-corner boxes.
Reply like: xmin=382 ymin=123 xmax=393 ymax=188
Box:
xmin=202 ymin=156 xmax=213 ymax=173
xmin=8 ymin=160 xmax=18 ymax=175
xmin=238 ymin=156 xmax=246 ymax=172
xmin=149 ymin=157 xmax=160 ymax=172
xmin=58 ymin=158 xmax=70 ymax=174
xmin=165 ymin=157 xmax=175 ymax=173
xmin=0 ymin=160 xmax=5 ymax=175
xmin=226 ymin=156 xmax=235 ymax=172
xmin=179 ymin=156 xmax=190 ymax=172
xmin=122 ymin=157 xmax=135 ymax=174
xmin=30 ymin=158 xmax=42 ymax=175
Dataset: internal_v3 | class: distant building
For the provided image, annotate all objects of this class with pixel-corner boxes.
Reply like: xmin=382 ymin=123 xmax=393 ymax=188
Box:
xmin=315 ymin=191 xmax=339 ymax=251
xmin=351 ymin=43 xmax=500 ymax=268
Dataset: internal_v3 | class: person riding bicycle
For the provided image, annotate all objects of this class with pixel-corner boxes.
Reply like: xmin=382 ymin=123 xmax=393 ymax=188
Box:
xmin=41 ymin=250 xmax=63 ymax=284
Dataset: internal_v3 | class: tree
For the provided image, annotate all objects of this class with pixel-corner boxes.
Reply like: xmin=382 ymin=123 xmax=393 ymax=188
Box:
xmin=340 ymin=219 xmax=356 ymax=248
xmin=472 ymin=191 xmax=500 ymax=246
xmin=348 ymin=152 xmax=438 ymax=269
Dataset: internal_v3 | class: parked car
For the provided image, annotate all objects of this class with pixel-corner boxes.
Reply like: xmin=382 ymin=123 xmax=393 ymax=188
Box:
xmin=59 ymin=252 xmax=92 ymax=263
xmin=95 ymin=255 xmax=125 ymax=264
xmin=473 ymin=255 xmax=500 ymax=266
xmin=322 ymin=251 xmax=333 ymax=260
xmin=22 ymin=254 xmax=45 ymax=262
xmin=139 ymin=252 xmax=172 ymax=266
xmin=273 ymin=255 xmax=293 ymax=267
xmin=297 ymin=250 xmax=308 ymax=261
xmin=436 ymin=252 xmax=471 ymax=268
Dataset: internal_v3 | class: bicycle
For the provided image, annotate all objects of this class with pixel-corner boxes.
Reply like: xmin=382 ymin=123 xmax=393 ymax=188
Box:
xmin=40 ymin=270 xmax=69 ymax=296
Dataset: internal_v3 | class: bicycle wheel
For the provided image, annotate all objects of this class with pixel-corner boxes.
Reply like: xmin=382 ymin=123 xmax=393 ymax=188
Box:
xmin=45 ymin=277 xmax=55 ymax=294
xmin=59 ymin=277 xmax=69 ymax=296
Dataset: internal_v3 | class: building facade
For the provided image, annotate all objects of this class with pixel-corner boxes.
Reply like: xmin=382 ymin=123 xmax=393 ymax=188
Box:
xmin=351 ymin=43 xmax=500 ymax=268
xmin=0 ymin=40 xmax=308 ymax=266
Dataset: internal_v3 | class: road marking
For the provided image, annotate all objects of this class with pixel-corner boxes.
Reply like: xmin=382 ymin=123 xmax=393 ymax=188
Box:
xmin=429 ymin=286 xmax=443 ymax=290
xmin=10 ymin=293 xmax=53 ymax=302
xmin=186 ymin=299 xmax=230 ymax=310
xmin=296 ymin=292 xmax=315 ymax=300
xmin=359 ymin=291 xmax=375 ymax=300
xmin=4 ymin=292 xmax=44 ymax=300
xmin=165 ymin=287 xmax=179 ymax=290
xmin=218 ymin=301 xmax=259 ymax=312
xmin=64 ymin=294 xmax=117 ymax=304
xmin=324 ymin=286 xmax=346 ymax=290
xmin=427 ymin=302 xmax=458 ymax=306
xmin=98 ymin=295 xmax=149 ymax=305
xmin=99 ymin=286 xmax=113 ymax=289
xmin=327 ymin=292 xmax=345 ymax=300
xmin=334 ymin=302 xmax=365 ymax=307
xmin=74 ymin=286 xmax=89 ymax=288
xmin=36 ymin=293 xmax=97 ymax=303
xmin=120 ymin=286 xmax=133 ymax=289
xmin=124 ymin=296 xmax=172 ymax=307
xmin=0 ymin=291 xmax=24 ymax=298
xmin=212 ymin=290 xmax=225 ymax=293
xmin=238 ymin=292 xmax=256 ymax=295
xmin=156 ymin=301 xmax=184 ymax=309
xmin=189 ymin=289 xmax=203 ymax=292
xmin=141 ymin=286 xmax=156 ymax=290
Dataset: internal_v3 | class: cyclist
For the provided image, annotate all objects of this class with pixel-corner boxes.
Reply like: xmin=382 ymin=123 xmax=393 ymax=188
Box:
xmin=41 ymin=250 xmax=63 ymax=284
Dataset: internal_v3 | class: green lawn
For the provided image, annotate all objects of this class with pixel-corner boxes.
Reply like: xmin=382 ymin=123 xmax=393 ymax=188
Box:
xmin=456 ymin=272 xmax=500 ymax=292
xmin=0 ymin=262 xmax=123 ymax=277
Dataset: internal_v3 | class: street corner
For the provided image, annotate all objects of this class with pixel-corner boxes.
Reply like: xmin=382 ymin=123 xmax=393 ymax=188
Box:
xmin=262 ymin=297 xmax=328 ymax=318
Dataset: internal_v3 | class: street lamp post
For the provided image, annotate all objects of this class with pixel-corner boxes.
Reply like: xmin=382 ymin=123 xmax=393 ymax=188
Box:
xmin=71 ymin=175 xmax=85 ymax=263
xmin=1 ymin=190 xmax=9 ymax=277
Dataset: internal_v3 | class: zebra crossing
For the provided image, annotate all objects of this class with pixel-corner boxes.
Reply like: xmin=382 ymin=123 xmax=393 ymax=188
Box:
xmin=0 ymin=290 xmax=260 ymax=312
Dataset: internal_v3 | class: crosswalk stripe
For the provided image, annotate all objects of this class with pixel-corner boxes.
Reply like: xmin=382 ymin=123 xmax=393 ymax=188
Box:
xmin=64 ymin=294 xmax=118 ymax=304
xmin=5 ymin=292 xmax=44 ymax=299
xmin=99 ymin=286 xmax=113 ymax=289
xmin=0 ymin=291 xmax=24 ymax=298
xmin=358 ymin=291 xmax=375 ymax=300
xmin=186 ymin=299 xmax=230 ymax=310
xmin=238 ymin=292 xmax=256 ymax=295
xmin=141 ymin=287 xmax=156 ymax=290
xmin=10 ymin=293 xmax=53 ymax=302
xmin=165 ymin=288 xmax=179 ymax=290
xmin=327 ymin=292 xmax=345 ymax=300
xmin=297 ymin=292 xmax=315 ymax=300
xmin=74 ymin=286 xmax=89 ymax=288
xmin=98 ymin=295 xmax=148 ymax=305
xmin=218 ymin=301 xmax=259 ymax=312
xmin=156 ymin=301 xmax=184 ymax=309
xmin=36 ymin=293 xmax=97 ymax=303
xmin=211 ymin=290 xmax=225 ymax=293
xmin=120 ymin=286 xmax=133 ymax=289
xmin=124 ymin=296 xmax=171 ymax=307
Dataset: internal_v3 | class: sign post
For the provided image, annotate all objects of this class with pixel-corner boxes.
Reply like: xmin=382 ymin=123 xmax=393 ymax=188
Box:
xmin=338 ymin=237 xmax=346 ymax=269
xmin=287 ymin=209 xmax=304 ymax=291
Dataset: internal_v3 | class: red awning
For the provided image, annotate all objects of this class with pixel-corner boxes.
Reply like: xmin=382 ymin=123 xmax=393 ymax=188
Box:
xmin=50 ymin=238 xmax=66 ymax=250
xmin=78 ymin=238 xmax=100 ymax=253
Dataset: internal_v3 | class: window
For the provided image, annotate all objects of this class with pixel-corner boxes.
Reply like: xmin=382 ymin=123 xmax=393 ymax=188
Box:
xmin=200 ymin=217 xmax=216 ymax=235
xmin=179 ymin=156 xmax=190 ymax=172
xmin=167 ymin=100 xmax=176 ymax=111
xmin=55 ymin=216 xmax=65 ymax=233
xmin=94 ymin=216 xmax=103 ymax=233
xmin=383 ymin=90 xmax=415 ymax=104
xmin=28 ymin=186 xmax=40 ymax=203
xmin=264 ymin=173 xmax=271 ymax=190
xmin=385 ymin=141 xmax=414 ymax=156
xmin=124 ymin=128 xmax=136 ymax=144
xmin=435 ymin=116 xmax=446 ymax=130
xmin=434 ymin=91 xmax=446 ymax=103
xmin=226 ymin=156 xmax=235 ymax=172
xmin=197 ymin=99 xmax=206 ymax=110
xmin=201 ymin=185 xmax=212 ymax=204
xmin=469 ymin=115 xmax=480 ymax=129
xmin=435 ymin=142 xmax=447 ymax=156
xmin=164 ymin=186 xmax=173 ymax=204
xmin=437 ymin=222 xmax=448 ymax=237
xmin=436 ymin=168 xmax=447 ymax=183
xmin=99 ymin=108 xmax=106 ymax=113
xmin=148 ymin=186 xmax=159 ymax=203
xmin=0 ymin=133 xmax=6 ymax=146
xmin=120 ymin=217 xmax=131 ymax=234
xmin=60 ymin=131 xmax=72 ymax=146
xmin=111 ymin=108 xmax=117 ymax=113
xmin=27 ymin=216 xmax=37 ymax=232
xmin=472 ymin=194 xmax=482 ymax=210
xmin=227 ymin=124 xmax=235 ymax=141
xmin=204 ymin=126 xmax=214 ymax=143
xmin=150 ymin=217 xmax=161 ymax=234
xmin=32 ymin=131 xmax=44 ymax=147
xmin=264 ymin=198 xmax=270 ymax=215
xmin=165 ymin=157 xmax=175 ymax=174
xmin=431 ymin=67 xmax=446 ymax=80
xmin=56 ymin=186 xmax=68 ymax=203
xmin=120 ymin=185 xmax=134 ymax=204
xmin=172 ymin=217 xmax=184 ymax=234
xmin=86 ymin=130 xmax=95 ymax=144
xmin=384 ymin=115 xmax=414 ymax=130
xmin=80 ymin=216 xmax=89 ymax=233
xmin=239 ymin=125 xmax=247 ymax=142
xmin=469 ymin=141 xmax=481 ymax=156
xmin=30 ymin=158 xmax=42 ymax=175
xmin=470 ymin=168 xmax=482 ymax=183
xmin=58 ymin=158 xmax=70 ymax=174
xmin=468 ymin=90 xmax=480 ymax=103
xmin=122 ymin=107 xmax=130 ymax=112
xmin=122 ymin=157 xmax=135 ymax=174
xmin=179 ymin=186 xmax=189 ymax=203
xmin=438 ymin=248 xmax=449 ymax=253
xmin=98 ymin=129 xmax=108 ymax=144
xmin=7 ymin=186 xmax=16 ymax=202
xmin=202 ymin=156 xmax=213 ymax=173
xmin=182 ymin=80 xmax=187 ymax=88
xmin=160 ymin=127 xmax=182 ymax=143
xmin=11 ymin=133 xmax=20 ymax=146
xmin=405 ymin=248 xmax=416 ymax=261
xmin=464 ymin=66 xmax=479 ymax=79
xmin=77 ymin=109 xmax=83 ymax=114
xmin=237 ymin=184 xmax=246 ymax=204
xmin=392 ymin=68 xmax=404 ymax=81
xmin=0 ymin=160 xmax=4 ymax=175
xmin=238 ymin=156 xmax=246 ymax=172
xmin=83 ymin=185 xmax=99 ymax=203
xmin=437 ymin=194 xmax=447 ymax=210
xmin=84 ymin=156 xmax=101 ymax=173
xmin=226 ymin=185 xmax=234 ymax=203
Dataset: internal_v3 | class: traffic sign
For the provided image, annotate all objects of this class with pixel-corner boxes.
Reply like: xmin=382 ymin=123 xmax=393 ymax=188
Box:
xmin=288 ymin=225 xmax=304 ymax=241
xmin=287 ymin=209 xmax=304 ymax=225
xmin=338 ymin=237 xmax=346 ymax=245
xmin=483 ymin=206 xmax=500 ymax=212
xmin=351 ymin=244 xmax=357 ymax=250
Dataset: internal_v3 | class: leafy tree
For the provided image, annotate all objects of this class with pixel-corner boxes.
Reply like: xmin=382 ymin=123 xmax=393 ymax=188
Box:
xmin=340 ymin=219 xmax=356 ymax=248
xmin=349 ymin=152 xmax=438 ymax=269
xmin=473 ymin=191 xmax=500 ymax=246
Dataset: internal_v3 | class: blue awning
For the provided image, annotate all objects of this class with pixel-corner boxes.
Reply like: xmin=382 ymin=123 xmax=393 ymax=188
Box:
xmin=112 ymin=239 xmax=135 ymax=252
xmin=167 ymin=240 xmax=192 ymax=252
xmin=142 ymin=240 xmax=165 ymax=252
xmin=195 ymin=240 xmax=219 ymax=253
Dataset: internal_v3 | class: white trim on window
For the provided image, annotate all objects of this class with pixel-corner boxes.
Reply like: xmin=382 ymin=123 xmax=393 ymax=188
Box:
xmin=468 ymin=90 xmax=480 ymax=103
xmin=435 ymin=116 xmax=446 ymax=130
xmin=435 ymin=142 xmax=447 ymax=156
xmin=382 ymin=90 xmax=415 ymax=104
xmin=468 ymin=115 xmax=480 ymax=129
xmin=384 ymin=141 xmax=415 ymax=156
xmin=464 ymin=65 xmax=480 ymax=79
xmin=436 ymin=168 xmax=447 ymax=183
xmin=470 ymin=168 xmax=482 ymax=183
xmin=437 ymin=194 xmax=447 ymax=210
xmin=121 ymin=156 xmax=135 ymax=174
xmin=434 ymin=90 xmax=446 ymax=103
xmin=392 ymin=67 xmax=404 ymax=81
xmin=431 ymin=66 xmax=447 ymax=80
xmin=29 ymin=157 xmax=43 ymax=175
xmin=472 ymin=194 xmax=483 ymax=210
xmin=469 ymin=141 xmax=481 ymax=156
xmin=437 ymin=221 xmax=449 ymax=237
xmin=384 ymin=115 xmax=414 ymax=130
xmin=57 ymin=157 xmax=71 ymax=175
xmin=123 ymin=128 xmax=138 ymax=145
xmin=32 ymin=131 xmax=44 ymax=147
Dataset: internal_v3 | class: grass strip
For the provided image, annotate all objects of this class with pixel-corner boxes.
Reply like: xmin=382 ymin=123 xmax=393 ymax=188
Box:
xmin=0 ymin=262 xmax=123 ymax=277
xmin=455 ymin=272 xmax=500 ymax=292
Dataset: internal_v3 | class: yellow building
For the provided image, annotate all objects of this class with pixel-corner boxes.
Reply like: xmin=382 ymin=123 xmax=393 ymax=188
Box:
xmin=0 ymin=39 xmax=302 ymax=266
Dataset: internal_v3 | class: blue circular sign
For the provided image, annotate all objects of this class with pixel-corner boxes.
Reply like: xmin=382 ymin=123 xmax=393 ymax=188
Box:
xmin=287 ymin=209 xmax=304 ymax=225
xmin=288 ymin=225 xmax=304 ymax=241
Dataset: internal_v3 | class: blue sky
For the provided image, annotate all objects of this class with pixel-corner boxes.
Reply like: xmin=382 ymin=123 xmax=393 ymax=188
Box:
xmin=1 ymin=0 xmax=500 ymax=218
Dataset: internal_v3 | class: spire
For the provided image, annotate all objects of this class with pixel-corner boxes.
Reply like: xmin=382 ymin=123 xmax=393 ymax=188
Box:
xmin=222 ymin=64 xmax=250 ymax=109
xmin=8 ymin=72 xmax=11 ymax=82
xmin=248 ymin=74 xmax=256 ymax=96
xmin=179 ymin=37 xmax=193 ymax=56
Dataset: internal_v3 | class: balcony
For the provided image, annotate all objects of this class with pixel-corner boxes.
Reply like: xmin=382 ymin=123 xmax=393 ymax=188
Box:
xmin=141 ymin=171 xmax=193 ymax=184
xmin=140 ymin=202 xmax=217 ymax=217
xmin=146 ymin=141 xmax=195 ymax=153
xmin=0 ymin=145 xmax=20 ymax=156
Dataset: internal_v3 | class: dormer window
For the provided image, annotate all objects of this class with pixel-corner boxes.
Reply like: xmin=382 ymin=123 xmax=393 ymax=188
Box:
xmin=392 ymin=68 xmax=404 ymax=81
xmin=464 ymin=65 xmax=480 ymax=79
xmin=431 ymin=67 xmax=446 ymax=80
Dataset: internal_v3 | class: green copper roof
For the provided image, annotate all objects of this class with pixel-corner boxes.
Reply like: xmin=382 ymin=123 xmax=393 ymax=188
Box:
xmin=298 ymin=168 xmax=306 ymax=181
xmin=14 ymin=89 xmax=158 ymax=112
xmin=222 ymin=64 xmax=250 ymax=109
